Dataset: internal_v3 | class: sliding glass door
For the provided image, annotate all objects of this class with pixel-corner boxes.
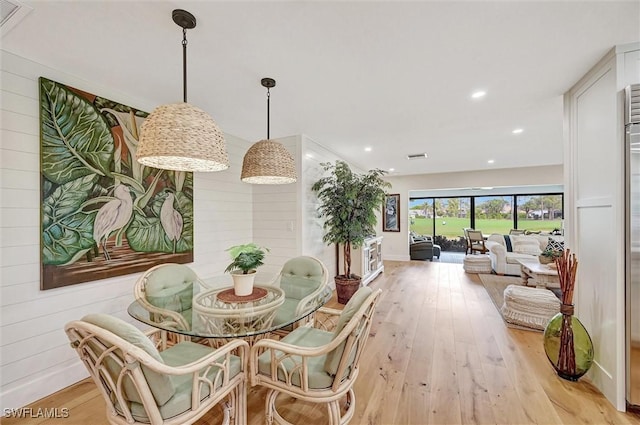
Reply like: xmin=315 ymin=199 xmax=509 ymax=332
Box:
xmin=409 ymin=197 xmax=470 ymax=252
xmin=474 ymin=196 xmax=514 ymax=235
xmin=409 ymin=198 xmax=434 ymax=235
xmin=516 ymin=194 xmax=563 ymax=232
xmin=409 ymin=192 xmax=563 ymax=252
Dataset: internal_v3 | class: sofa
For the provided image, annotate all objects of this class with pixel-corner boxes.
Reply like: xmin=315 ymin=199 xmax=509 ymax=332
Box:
xmin=484 ymin=233 xmax=564 ymax=275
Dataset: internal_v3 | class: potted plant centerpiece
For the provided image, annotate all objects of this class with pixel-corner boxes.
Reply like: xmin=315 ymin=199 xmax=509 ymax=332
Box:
xmin=312 ymin=161 xmax=390 ymax=303
xmin=539 ymin=246 xmax=562 ymax=265
xmin=225 ymin=243 xmax=268 ymax=296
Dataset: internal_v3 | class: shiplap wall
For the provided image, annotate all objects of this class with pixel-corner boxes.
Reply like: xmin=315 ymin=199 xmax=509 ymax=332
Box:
xmin=251 ymin=136 xmax=301 ymax=279
xmin=0 ymin=50 xmax=254 ymax=410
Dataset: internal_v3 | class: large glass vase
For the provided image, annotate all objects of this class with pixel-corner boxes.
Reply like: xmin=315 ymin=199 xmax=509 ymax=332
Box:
xmin=543 ymin=310 xmax=594 ymax=381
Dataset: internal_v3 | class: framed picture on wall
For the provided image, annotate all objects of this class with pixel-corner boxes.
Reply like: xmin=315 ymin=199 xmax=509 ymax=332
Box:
xmin=38 ymin=77 xmax=194 ymax=290
xmin=383 ymin=194 xmax=400 ymax=232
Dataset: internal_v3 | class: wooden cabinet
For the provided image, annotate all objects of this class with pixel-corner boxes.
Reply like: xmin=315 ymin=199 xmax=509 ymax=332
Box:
xmin=341 ymin=236 xmax=384 ymax=286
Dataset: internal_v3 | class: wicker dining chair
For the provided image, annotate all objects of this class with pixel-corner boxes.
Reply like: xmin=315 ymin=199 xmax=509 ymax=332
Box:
xmin=65 ymin=313 xmax=248 ymax=425
xmin=268 ymin=256 xmax=330 ymax=336
xmin=249 ymin=287 xmax=382 ymax=425
xmin=134 ymin=263 xmax=206 ymax=345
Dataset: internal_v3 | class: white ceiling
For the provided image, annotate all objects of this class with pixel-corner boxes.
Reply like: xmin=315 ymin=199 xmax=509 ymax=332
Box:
xmin=2 ymin=1 xmax=639 ymax=176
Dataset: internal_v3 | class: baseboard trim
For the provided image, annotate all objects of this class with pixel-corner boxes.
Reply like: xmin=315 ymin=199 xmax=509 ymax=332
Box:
xmin=383 ymin=255 xmax=410 ymax=261
xmin=1 ymin=361 xmax=88 ymax=410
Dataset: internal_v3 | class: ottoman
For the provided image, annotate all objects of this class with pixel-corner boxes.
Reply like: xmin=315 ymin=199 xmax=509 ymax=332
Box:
xmin=501 ymin=284 xmax=560 ymax=330
xmin=463 ymin=254 xmax=491 ymax=273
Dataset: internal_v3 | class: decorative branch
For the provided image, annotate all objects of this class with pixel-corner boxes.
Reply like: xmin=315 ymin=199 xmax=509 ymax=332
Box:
xmin=555 ymin=249 xmax=578 ymax=377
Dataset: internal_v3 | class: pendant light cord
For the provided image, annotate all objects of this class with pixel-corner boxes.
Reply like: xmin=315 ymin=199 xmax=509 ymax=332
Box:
xmin=266 ymin=87 xmax=271 ymax=139
xmin=182 ymin=27 xmax=188 ymax=103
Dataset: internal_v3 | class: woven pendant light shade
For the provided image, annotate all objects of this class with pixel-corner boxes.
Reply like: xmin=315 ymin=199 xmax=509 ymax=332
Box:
xmin=241 ymin=139 xmax=297 ymax=184
xmin=137 ymin=102 xmax=229 ymax=172
xmin=136 ymin=10 xmax=229 ymax=173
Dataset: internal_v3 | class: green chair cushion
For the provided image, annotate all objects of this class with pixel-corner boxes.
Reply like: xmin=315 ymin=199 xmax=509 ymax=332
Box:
xmin=126 ymin=341 xmax=242 ymax=422
xmin=279 ymin=257 xmax=324 ymax=300
xmin=145 ymin=264 xmax=198 ymax=311
xmin=258 ymin=326 xmax=334 ymax=389
xmin=272 ymin=298 xmax=299 ymax=328
xmin=147 ymin=282 xmax=194 ymax=312
xmin=324 ymin=286 xmax=372 ymax=375
xmin=82 ymin=314 xmax=175 ymax=406
xmin=280 ymin=275 xmax=321 ymax=301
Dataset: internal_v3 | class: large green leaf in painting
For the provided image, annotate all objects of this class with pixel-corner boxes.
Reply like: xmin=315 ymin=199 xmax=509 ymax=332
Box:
xmin=128 ymin=191 xmax=193 ymax=253
xmin=174 ymin=191 xmax=193 ymax=252
xmin=42 ymin=175 xmax=98 ymax=265
xmin=126 ymin=214 xmax=173 ymax=253
xmin=39 ymin=78 xmax=113 ymax=184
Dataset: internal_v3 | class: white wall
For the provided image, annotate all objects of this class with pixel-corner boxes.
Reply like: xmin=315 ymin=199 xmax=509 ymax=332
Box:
xmin=564 ymin=43 xmax=640 ymax=411
xmin=0 ymin=50 xmax=254 ymax=410
xmin=300 ymin=135 xmax=346 ymax=278
xmin=382 ymin=165 xmax=564 ymax=260
xmin=250 ymin=134 xmax=343 ymax=281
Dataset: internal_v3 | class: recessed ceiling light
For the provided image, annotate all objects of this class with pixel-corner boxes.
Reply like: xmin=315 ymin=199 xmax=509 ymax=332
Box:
xmin=471 ymin=90 xmax=486 ymax=99
xmin=512 ymin=128 xmax=524 ymax=134
xmin=364 ymin=147 xmax=372 ymax=152
xmin=388 ymin=168 xmax=395 ymax=172
xmin=487 ymin=159 xmax=495 ymax=164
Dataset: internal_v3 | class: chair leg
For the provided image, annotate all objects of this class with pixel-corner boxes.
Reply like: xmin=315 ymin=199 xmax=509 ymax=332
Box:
xmin=327 ymin=389 xmax=356 ymax=425
xmin=221 ymin=401 xmax=231 ymax=425
xmin=234 ymin=380 xmax=246 ymax=425
xmin=265 ymin=389 xmax=279 ymax=425
xmin=328 ymin=400 xmax=341 ymax=425
xmin=341 ymin=389 xmax=356 ymax=425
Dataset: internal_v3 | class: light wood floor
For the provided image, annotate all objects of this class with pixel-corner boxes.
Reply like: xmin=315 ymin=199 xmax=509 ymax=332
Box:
xmin=6 ymin=261 xmax=640 ymax=425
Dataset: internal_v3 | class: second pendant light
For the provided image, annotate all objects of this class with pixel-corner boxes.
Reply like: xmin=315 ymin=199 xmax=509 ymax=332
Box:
xmin=241 ymin=78 xmax=297 ymax=184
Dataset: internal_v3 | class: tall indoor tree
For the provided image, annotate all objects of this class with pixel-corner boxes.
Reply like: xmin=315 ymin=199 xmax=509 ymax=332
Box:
xmin=312 ymin=161 xmax=390 ymax=303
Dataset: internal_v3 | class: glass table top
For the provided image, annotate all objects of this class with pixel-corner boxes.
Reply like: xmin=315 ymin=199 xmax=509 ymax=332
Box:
xmin=128 ymin=281 xmax=332 ymax=340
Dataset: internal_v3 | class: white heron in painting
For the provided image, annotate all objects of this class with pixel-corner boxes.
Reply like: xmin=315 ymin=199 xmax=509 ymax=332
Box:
xmin=161 ymin=192 xmax=183 ymax=253
xmin=93 ymin=184 xmax=133 ymax=261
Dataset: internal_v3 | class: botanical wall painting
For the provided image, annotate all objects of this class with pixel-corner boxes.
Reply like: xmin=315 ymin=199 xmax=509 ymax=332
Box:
xmin=39 ymin=77 xmax=193 ymax=290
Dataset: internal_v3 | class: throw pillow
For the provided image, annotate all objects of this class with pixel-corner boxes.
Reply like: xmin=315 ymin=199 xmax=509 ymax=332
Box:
xmin=545 ymin=238 xmax=564 ymax=252
xmin=502 ymin=235 xmax=513 ymax=252
xmin=511 ymin=236 xmax=542 ymax=256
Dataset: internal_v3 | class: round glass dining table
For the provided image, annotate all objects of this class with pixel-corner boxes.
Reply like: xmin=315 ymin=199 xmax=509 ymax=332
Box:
xmin=128 ymin=276 xmax=332 ymax=343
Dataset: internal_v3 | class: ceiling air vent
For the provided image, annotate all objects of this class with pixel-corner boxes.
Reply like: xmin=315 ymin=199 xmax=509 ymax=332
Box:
xmin=407 ymin=153 xmax=428 ymax=160
xmin=1 ymin=0 xmax=32 ymax=37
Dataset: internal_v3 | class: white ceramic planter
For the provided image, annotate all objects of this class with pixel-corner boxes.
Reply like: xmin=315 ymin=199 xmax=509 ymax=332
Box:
xmin=231 ymin=270 xmax=256 ymax=296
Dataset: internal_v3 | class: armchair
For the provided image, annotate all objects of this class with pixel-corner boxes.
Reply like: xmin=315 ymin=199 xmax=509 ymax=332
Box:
xmin=249 ymin=287 xmax=382 ymax=425
xmin=410 ymin=233 xmax=436 ymax=260
xmin=468 ymin=230 xmax=488 ymax=254
xmin=463 ymin=228 xmax=472 ymax=254
xmin=65 ymin=313 xmax=248 ymax=425
xmin=269 ymin=256 xmax=330 ymax=335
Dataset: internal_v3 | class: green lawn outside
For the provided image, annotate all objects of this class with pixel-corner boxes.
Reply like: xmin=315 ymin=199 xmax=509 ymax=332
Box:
xmin=410 ymin=217 xmax=562 ymax=238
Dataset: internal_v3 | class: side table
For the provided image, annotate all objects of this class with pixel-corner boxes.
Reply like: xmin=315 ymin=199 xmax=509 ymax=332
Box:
xmin=517 ymin=259 xmax=560 ymax=289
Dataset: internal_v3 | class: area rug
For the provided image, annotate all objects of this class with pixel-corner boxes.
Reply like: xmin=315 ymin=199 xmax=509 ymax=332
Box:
xmin=477 ymin=274 xmax=543 ymax=332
